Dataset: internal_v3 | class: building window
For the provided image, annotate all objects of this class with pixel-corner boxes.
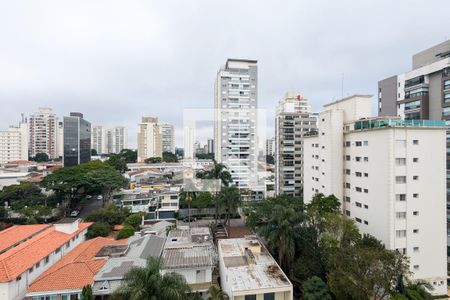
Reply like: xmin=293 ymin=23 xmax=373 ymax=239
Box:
xmin=345 ymin=210 xmax=350 ymax=216
xmin=364 ymin=220 xmax=368 ymax=225
xmin=413 ymin=175 xmax=418 ymax=180
xmin=36 ymin=261 xmax=40 ymax=268
xmin=355 ymin=156 xmax=361 ymax=162
xmin=363 ymin=141 xmax=368 ymax=146
xmin=355 ymin=187 xmax=362 ymax=192
xmin=413 ymin=229 xmax=419 ymax=234
xmin=345 ymin=141 xmax=350 ymax=147
xmin=395 ymin=158 xmax=406 ymax=166
xmin=45 ymin=256 xmax=49 ymax=264
xmin=396 ymin=248 xmax=406 ymax=255
xmin=412 ymin=140 xmax=419 ymax=145
xmin=355 ymin=217 xmax=362 ymax=223
xmin=355 ymin=172 xmax=362 ymax=177
xmin=413 ymin=157 xmax=419 ymax=163
xmin=364 ymin=204 xmax=368 ymax=209
xmin=396 ymin=194 xmax=406 ymax=201
xmin=345 ymin=155 xmax=350 ymax=161
xmin=396 ymin=212 xmax=406 ymax=219
xmin=413 ymin=265 xmax=419 ymax=270
xmin=355 ymin=202 xmax=362 ymax=207
xmin=264 ymin=293 xmax=275 ymax=300
xmin=413 ymin=193 xmax=418 ymax=198
xmin=413 ymin=211 xmax=419 ymax=216
xmin=396 ymin=176 xmax=406 ymax=184
xmin=345 ymin=169 xmax=351 ymax=175
xmin=364 ymin=173 xmax=368 ymax=177
xmin=355 ymin=141 xmax=362 ymax=147
xmin=345 ymin=196 xmax=350 ymax=202
xmin=345 ymin=183 xmax=351 ymax=189
xmin=413 ymin=247 xmax=419 ymax=253
xmin=364 ymin=157 xmax=368 ymax=162
xmin=363 ymin=188 xmax=368 ymax=193
xmin=245 ymin=295 xmax=257 ymax=300
xmin=396 ymin=230 xmax=406 ymax=238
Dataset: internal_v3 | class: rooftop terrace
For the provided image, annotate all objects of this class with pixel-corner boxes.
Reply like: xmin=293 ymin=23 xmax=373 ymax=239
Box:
xmin=353 ymin=118 xmax=446 ymax=130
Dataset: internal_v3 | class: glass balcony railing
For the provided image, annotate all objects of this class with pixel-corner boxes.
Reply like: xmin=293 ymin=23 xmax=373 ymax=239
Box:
xmin=354 ymin=119 xmax=446 ymax=130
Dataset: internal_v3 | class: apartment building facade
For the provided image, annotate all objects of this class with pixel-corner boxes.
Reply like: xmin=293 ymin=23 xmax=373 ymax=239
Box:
xmin=275 ymin=92 xmax=317 ymax=197
xmin=28 ymin=108 xmax=57 ymax=159
xmin=137 ymin=117 xmax=162 ymax=162
xmin=0 ymin=122 xmax=28 ymax=164
xmin=159 ymin=123 xmax=175 ymax=153
xmin=214 ymin=59 xmax=258 ymax=189
xmin=92 ymin=125 xmax=106 ymax=154
xmin=304 ymin=95 xmax=447 ymax=295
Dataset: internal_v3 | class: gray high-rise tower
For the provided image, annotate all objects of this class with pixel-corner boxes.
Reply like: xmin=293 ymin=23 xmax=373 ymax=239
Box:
xmin=63 ymin=112 xmax=91 ymax=167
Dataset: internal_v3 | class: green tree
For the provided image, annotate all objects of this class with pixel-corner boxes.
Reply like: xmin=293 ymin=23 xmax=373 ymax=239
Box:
xmin=192 ymin=192 xmax=214 ymax=209
xmin=123 ymin=213 xmax=143 ymax=230
xmin=86 ymin=168 xmax=128 ymax=203
xmin=207 ymin=285 xmax=229 ymax=300
xmin=106 ymin=154 xmax=128 ymax=173
xmin=91 ymin=149 xmax=98 ymax=156
xmin=81 ymin=284 xmax=94 ymax=300
xmin=118 ymin=149 xmax=137 ymax=163
xmin=20 ymin=205 xmax=51 ymax=220
xmin=216 ymin=186 xmax=241 ymax=228
xmin=302 ymin=276 xmax=332 ymax=300
xmin=392 ymin=276 xmax=433 ymax=300
xmin=0 ymin=182 xmax=50 ymax=210
xmin=86 ymin=222 xmax=112 ymax=239
xmin=31 ymin=152 xmax=49 ymax=162
xmin=113 ymin=257 xmax=192 ymax=300
xmin=162 ymin=152 xmax=178 ymax=162
xmin=145 ymin=157 xmax=162 ymax=163
xmin=117 ymin=225 xmax=136 ymax=240
xmin=86 ymin=204 xmax=130 ymax=226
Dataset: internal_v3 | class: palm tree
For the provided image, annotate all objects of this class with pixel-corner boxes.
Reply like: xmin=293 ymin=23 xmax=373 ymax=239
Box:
xmin=180 ymin=190 xmax=195 ymax=227
xmin=113 ymin=257 xmax=192 ymax=300
xmin=197 ymin=162 xmax=232 ymax=224
xmin=208 ymin=285 xmax=229 ymax=300
xmin=216 ymin=186 xmax=241 ymax=229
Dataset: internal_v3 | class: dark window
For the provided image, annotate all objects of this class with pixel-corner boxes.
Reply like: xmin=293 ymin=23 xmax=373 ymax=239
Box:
xmin=245 ymin=295 xmax=257 ymax=300
xmin=264 ymin=293 xmax=275 ymax=300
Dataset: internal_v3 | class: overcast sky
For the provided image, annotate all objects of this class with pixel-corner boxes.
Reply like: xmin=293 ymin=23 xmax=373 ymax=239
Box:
xmin=0 ymin=0 xmax=449 ymax=148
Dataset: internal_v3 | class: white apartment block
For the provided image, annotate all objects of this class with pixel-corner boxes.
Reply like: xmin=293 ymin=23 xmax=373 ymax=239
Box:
xmin=0 ymin=122 xmax=28 ymax=164
xmin=266 ymin=138 xmax=275 ymax=157
xmin=183 ymin=126 xmax=195 ymax=159
xmin=218 ymin=237 xmax=293 ymax=300
xmin=275 ymin=92 xmax=317 ymax=197
xmin=159 ymin=123 xmax=175 ymax=153
xmin=28 ymin=108 xmax=57 ymax=159
xmin=109 ymin=126 xmax=127 ymax=154
xmin=303 ymin=95 xmax=447 ymax=295
xmin=55 ymin=121 xmax=63 ymax=158
xmin=214 ymin=59 xmax=258 ymax=189
xmin=137 ymin=117 xmax=162 ymax=162
xmin=92 ymin=125 xmax=106 ymax=154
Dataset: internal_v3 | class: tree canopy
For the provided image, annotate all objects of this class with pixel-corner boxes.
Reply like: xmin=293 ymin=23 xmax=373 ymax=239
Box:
xmin=31 ymin=152 xmax=49 ymax=162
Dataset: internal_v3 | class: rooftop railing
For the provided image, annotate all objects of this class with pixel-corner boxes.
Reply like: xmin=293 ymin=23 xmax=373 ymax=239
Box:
xmin=354 ymin=119 xmax=446 ymax=130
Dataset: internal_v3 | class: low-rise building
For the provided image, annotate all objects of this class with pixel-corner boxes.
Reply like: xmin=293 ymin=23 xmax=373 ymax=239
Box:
xmin=113 ymin=187 xmax=180 ymax=219
xmin=161 ymin=227 xmax=217 ymax=294
xmin=0 ymin=219 xmax=92 ymax=300
xmin=218 ymin=237 xmax=293 ymax=300
xmin=25 ymin=237 xmax=126 ymax=300
xmin=92 ymin=234 xmax=165 ymax=297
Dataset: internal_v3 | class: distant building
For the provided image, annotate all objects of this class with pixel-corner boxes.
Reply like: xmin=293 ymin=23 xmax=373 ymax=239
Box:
xmin=275 ymin=92 xmax=317 ymax=197
xmin=183 ymin=126 xmax=195 ymax=159
xmin=28 ymin=108 xmax=57 ymax=159
xmin=218 ymin=237 xmax=293 ymax=300
xmin=265 ymin=137 xmax=275 ymax=156
xmin=207 ymin=138 xmax=214 ymax=154
xmin=0 ymin=220 xmax=92 ymax=300
xmin=105 ymin=126 xmax=127 ymax=154
xmin=160 ymin=123 xmax=175 ymax=153
xmin=0 ymin=121 xmax=28 ymax=164
xmin=137 ymin=117 xmax=162 ymax=162
xmin=55 ymin=121 xmax=63 ymax=159
xmin=92 ymin=125 xmax=106 ymax=154
xmin=304 ymin=95 xmax=447 ymax=295
xmin=63 ymin=112 xmax=91 ymax=167
xmin=214 ymin=59 xmax=258 ymax=189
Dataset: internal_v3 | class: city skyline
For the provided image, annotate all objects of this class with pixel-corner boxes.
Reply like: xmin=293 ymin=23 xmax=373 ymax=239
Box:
xmin=1 ymin=1 xmax=449 ymax=148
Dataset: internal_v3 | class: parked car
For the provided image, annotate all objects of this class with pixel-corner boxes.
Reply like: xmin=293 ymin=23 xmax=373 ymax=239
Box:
xmin=70 ymin=210 xmax=80 ymax=217
xmin=97 ymin=195 xmax=103 ymax=200
xmin=182 ymin=216 xmax=197 ymax=223
xmin=86 ymin=195 xmax=92 ymax=199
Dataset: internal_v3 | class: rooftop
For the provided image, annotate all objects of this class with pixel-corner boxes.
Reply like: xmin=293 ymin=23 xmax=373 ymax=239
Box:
xmin=27 ymin=237 xmax=126 ymax=294
xmin=0 ymin=222 xmax=92 ymax=282
xmin=218 ymin=237 xmax=292 ymax=292
xmin=0 ymin=224 xmax=51 ymax=254
xmin=323 ymin=94 xmax=372 ymax=108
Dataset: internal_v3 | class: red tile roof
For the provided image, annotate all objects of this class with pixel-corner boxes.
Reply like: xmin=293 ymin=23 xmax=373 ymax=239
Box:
xmin=0 ymin=224 xmax=51 ymax=254
xmin=0 ymin=222 xmax=92 ymax=282
xmin=27 ymin=237 xmax=126 ymax=293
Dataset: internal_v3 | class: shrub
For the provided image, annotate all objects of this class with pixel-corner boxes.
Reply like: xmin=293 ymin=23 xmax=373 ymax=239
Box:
xmin=123 ymin=213 xmax=143 ymax=230
xmin=116 ymin=225 xmax=135 ymax=240
xmin=86 ymin=222 xmax=112 ymax=239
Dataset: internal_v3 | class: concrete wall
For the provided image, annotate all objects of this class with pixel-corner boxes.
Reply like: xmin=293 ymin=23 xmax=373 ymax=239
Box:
xmin=378 ymin=76 xmax=398 ymax=116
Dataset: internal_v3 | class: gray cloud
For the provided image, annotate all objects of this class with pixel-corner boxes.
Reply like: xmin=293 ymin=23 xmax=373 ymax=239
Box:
xmin=0 ymin=0 xmax=449 ymax=147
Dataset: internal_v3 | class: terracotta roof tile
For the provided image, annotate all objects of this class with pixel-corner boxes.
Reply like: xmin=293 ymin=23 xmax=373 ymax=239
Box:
xmin=0 ymin=222 xmax=93 ymax=282
xmin=0 ymin=224 xmax=51 ymax=254
xmin=27 ymin=237 xmax=127 ymax=293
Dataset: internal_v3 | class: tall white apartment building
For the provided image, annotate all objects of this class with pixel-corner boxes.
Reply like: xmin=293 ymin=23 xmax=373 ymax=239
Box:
xmin=55 ymin=121 xmax=63 ymax=158
xmin=275 ymin=92 xmax=317 ymax=197
xmin=265 ymin=138 xmax=275 ymax=157
xmin=105 ymin=126 xmax=127 ymax=154
xmin=159 ymin=123 xmax=175 ymax=153
xmin=304 ymin=95 xmax=447 ymax=295
xmin=0 ymin=122 xmax=28 ymax=164
xmin=214 ymin=59 xmax=258 ymax=189
xmin=137 ymin=117 xmax=162 ymax=162
xmin=183 ymin=126 xmax=195 ymax=159
xmin=28 ymin=108 xmax=57 ymax=159
xmin=91 ymin=125 xmax=106 ymax=154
